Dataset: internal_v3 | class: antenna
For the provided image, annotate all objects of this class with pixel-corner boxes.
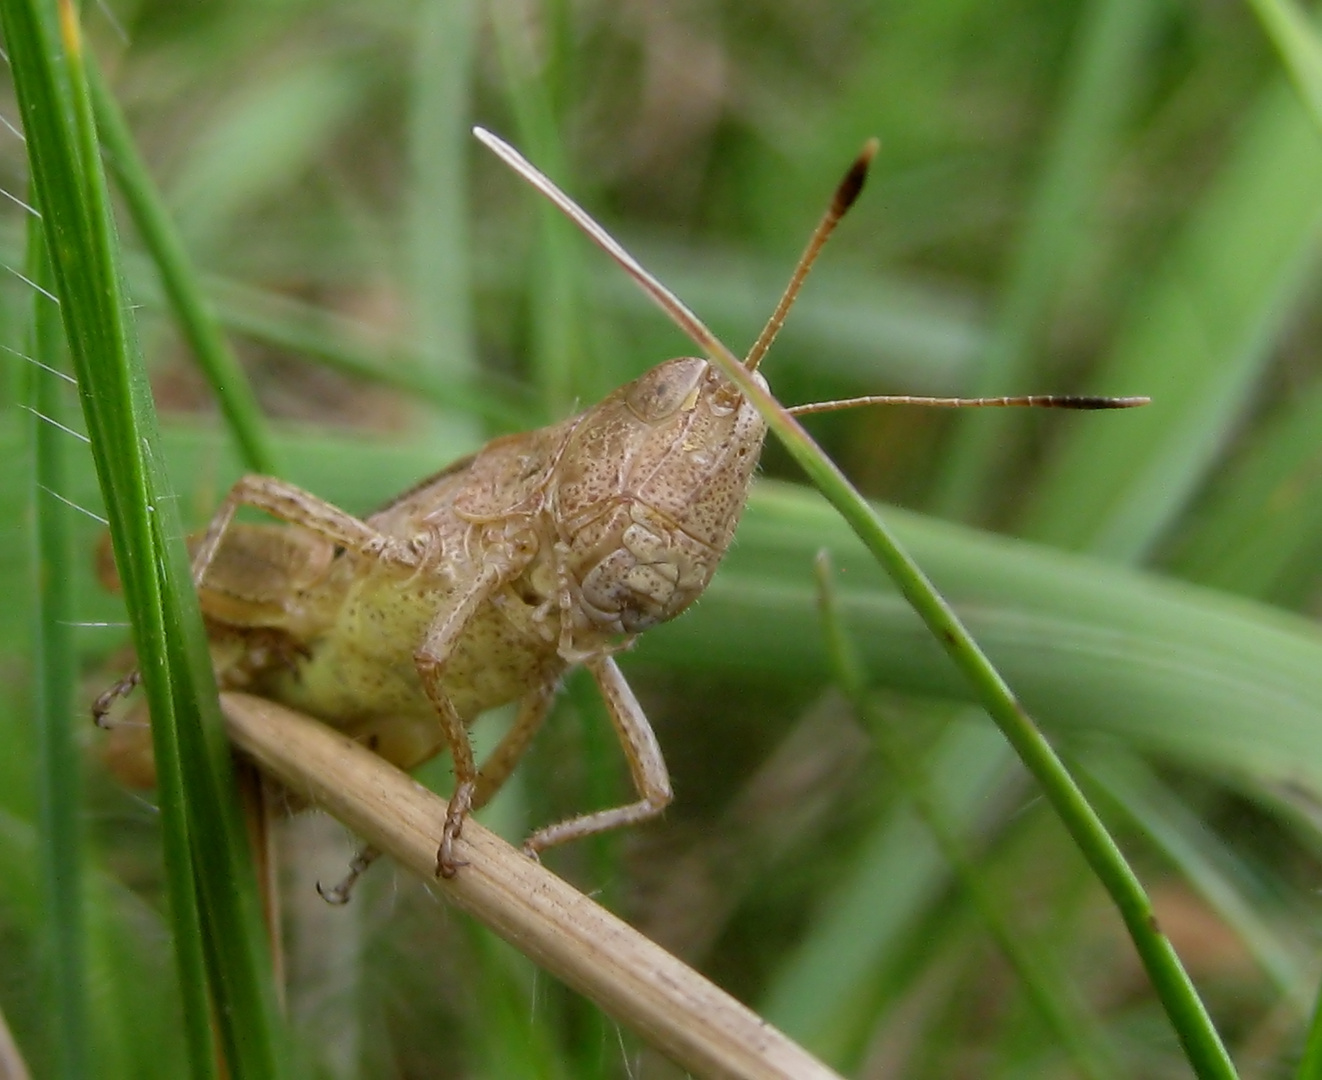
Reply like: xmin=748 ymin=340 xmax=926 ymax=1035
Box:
xmin=744 ymin=139 xmax=878 ymax=372
xmin=788 ymin=393 xmax=1149 ymax=416
xmin=474 ymin=128 xmax=1149 ymax=413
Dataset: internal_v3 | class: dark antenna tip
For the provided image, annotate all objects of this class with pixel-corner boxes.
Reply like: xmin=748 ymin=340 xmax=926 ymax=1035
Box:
xmin=834 ymin=137 xmax=881 ymax=215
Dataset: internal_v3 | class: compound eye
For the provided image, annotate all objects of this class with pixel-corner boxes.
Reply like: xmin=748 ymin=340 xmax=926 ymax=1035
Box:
xmin=625 ymin=357 xmax=706 ymax=422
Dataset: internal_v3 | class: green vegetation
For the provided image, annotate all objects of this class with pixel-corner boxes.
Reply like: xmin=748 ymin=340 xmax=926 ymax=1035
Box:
xmin=4 ymin=0 xmax=1322 ymax=1076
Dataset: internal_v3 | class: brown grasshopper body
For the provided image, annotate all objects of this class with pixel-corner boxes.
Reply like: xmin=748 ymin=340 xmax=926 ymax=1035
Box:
xmin=213 ymin=356 xmax=763 ymax=779
xmin=98 ymin=129 xmax=1142 ymax=883
xmin=105 ymin=350 xmax=768 ymax=875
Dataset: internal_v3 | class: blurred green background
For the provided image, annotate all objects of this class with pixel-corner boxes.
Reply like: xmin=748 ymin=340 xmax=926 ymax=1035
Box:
xmin=6 ymin=0 xmax=1322 ymax=1076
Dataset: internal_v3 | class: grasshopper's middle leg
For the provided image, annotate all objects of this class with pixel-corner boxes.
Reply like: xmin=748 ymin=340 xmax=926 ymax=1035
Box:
xmin=471 ymin=674 xmax=560 ymax=811
xmin=317 ymin=670 xmax=558 ymax=901
xmin=521 ymin=655 xmax=673 ymax=859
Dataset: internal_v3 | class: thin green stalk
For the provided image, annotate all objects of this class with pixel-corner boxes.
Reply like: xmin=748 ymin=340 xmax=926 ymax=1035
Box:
xmin=1 ymin=1 xmax=218 ymax=1073
xmin=62 ymin=17 xmax=286 ymax=1070
xmin=27 ymin=230 xmax=90 ymax=1079
xmin=1081 ymin=755 xmax=1307 ymax=1009
xmin=86 ymin=61 xmax=278 ymax=475
xmin=814 ymin=552 xmax=1120 ymax=1080
xmin=690 ymin=329 xmax=1236 ymax=1078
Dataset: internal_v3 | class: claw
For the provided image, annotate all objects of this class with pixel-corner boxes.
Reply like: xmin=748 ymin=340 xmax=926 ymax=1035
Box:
xmin=316 ymin=845 xmax=380 ymax=905
xmin=93 ymin=669 xmax=142 ymax=727
xmin=437 ymin=784 xmax=473 ymax=878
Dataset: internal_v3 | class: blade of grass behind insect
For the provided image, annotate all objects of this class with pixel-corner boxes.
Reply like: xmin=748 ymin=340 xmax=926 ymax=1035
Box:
xmin=759 ymin=715 xmax=1015 ymax=1059
xmin=1165 ymin=376 xmax=1322 ymax=606
xmin=1080 ymin=755 xmax=1309 ymax=1010
xmin=1246 ymin=0 xmax=1322 ymax=136
xmin=86 ymin=61 xmax=278 ymax=475
xmin=0 ymin=220 xmax=538 ymax=429
xmin=693 ymin=331 xmax=1235 ymax=1076
xmin=461 ymin=922 xmax=573 ymax=1080
xmin=491 ymin=5 xmax=589 ymax=416
xmin=408 ymin=0 xmax=477 ymax=395
xmin=813 ymin=553 xmax=1121 ymax=1080
xmin=165 ymin=59 xmax=361 ymax=262
xmin=1022 ymin=79 xmax=1322 ymax=560
xmin=2 ymin=3 xmax=288 ymax=1076
xmin=24 ymin=230 xmax=91 ymax=1080
xmin=930 ymin=0 xmax=1155 ymax=520
xmin=0 ymin=799 xmax=193 ymax=1080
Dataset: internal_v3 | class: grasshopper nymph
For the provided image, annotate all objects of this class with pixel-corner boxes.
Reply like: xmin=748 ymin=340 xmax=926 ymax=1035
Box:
xmin=96 ymin=129 xmax=1144 ymax=889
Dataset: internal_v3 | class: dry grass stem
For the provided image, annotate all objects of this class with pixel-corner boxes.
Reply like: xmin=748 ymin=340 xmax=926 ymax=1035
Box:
xmin=220 ymin=692 xmax=842 ymax=1080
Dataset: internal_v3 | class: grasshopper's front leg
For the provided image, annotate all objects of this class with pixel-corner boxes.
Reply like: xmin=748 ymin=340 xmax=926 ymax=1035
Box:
xmin=414 ymin=563 xmax=526 ymax=877
xmin=521 ymin=655 xmax=673 ymax=859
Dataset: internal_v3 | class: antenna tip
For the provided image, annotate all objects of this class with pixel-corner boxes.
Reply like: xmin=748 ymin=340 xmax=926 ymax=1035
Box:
xmin=835 ymin=138 xmax=881 ymax=214
xmin=1071 ymin=395 xmax=1151 ymax=409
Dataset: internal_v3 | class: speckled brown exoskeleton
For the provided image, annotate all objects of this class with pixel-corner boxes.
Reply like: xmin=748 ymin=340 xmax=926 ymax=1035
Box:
xmin=95 ymin=128 xmax=1144 ymax=891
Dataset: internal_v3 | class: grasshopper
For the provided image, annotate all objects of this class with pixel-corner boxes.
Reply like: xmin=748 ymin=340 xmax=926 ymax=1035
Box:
xmin=96 ymin=128 xmax=1143 ymax=889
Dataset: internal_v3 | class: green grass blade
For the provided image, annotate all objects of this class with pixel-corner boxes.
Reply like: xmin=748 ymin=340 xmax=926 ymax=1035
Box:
xmin=658 ymin=487 xmax=1322 ymax=791
xmin=25 ymin=227 xmax=90 ymax=1080
xmin=814 ymin=552 xmax=1121 ymax=1080
xmin=491 ymin=6 xmax=587 ymax=415
xmin=2 ymin=2 xmax=289 ymax=1076
xmin=1 ymin=2 xmax=217 ymax=1072
xmin=408 ymin=0 xmax=478 ymax=388
xmin=1166 ymin=378 xmax=1322 ymax=605
xmin=684 ymin=307 xmax=1237 ymax=1076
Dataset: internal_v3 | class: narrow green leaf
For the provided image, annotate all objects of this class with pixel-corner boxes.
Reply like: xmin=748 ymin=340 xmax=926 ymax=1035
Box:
xmin=813 ymin=553 xmax=1120 ymax=1080
xmin=26 ymin=225 xmax=90 ymax=1080
xmin=1246 ymin=0 xmax=1322 ymax=137
xmin=2 ymin=2 xmax=289 ymax=1076
xmin=1023 ymin=81 xmax=1322 ymax=560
